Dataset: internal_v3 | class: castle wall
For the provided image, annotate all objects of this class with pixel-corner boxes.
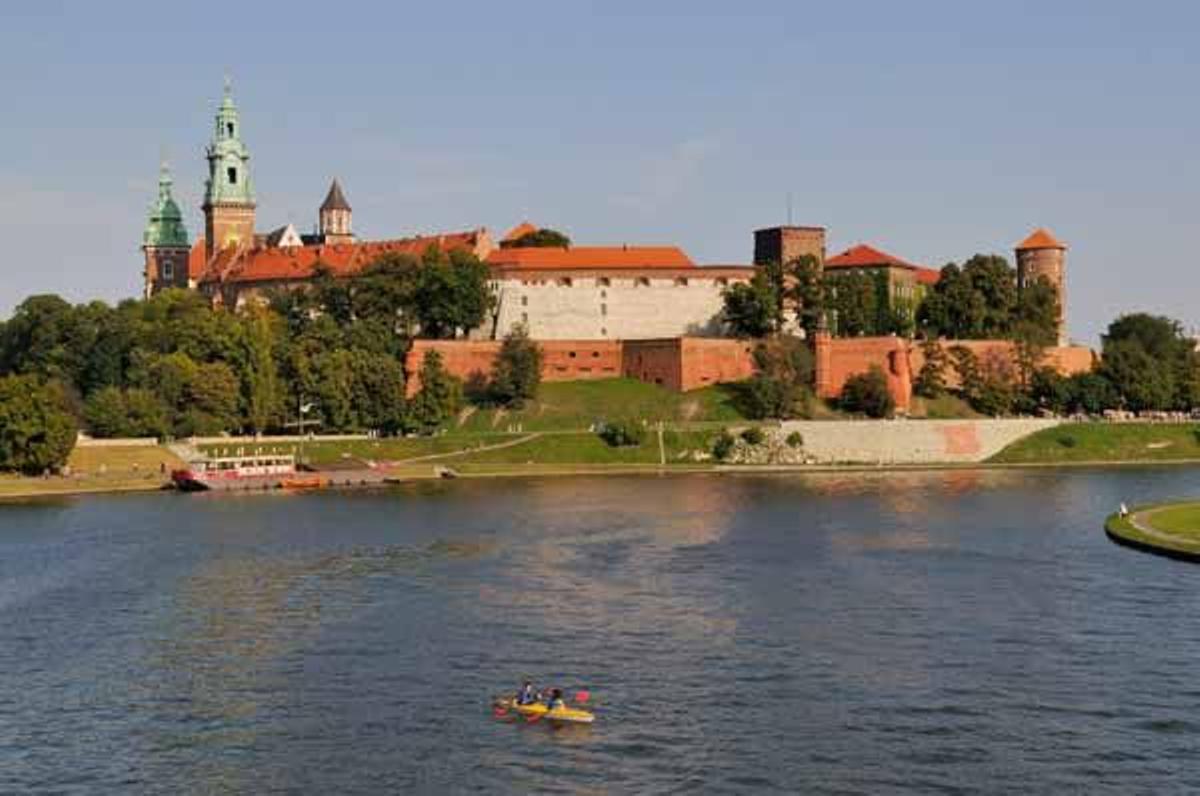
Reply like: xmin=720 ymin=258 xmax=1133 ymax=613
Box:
xmin=407 ymin=337 xmax=754 ymax=395
xmin=909 ymin=340 xmax=1094 ymax=390
xmin=814 ymin=335 xmax=914 ymax=411
xmin=488 ymin=271 xmax=751 ymax=341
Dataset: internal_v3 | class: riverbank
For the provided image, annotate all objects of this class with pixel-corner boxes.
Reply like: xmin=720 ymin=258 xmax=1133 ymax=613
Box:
xmin=1105 ymin=502 xmax=1200 ymax=561
xmin=6 ymin=421 xmax=1200 ymax=501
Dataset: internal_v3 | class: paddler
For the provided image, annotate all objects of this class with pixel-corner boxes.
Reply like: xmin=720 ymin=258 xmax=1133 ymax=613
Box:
xmin=516 ymin=680 xmax=538 ymax=706
xmin=546 ymin=688 xmax=566 ymax=711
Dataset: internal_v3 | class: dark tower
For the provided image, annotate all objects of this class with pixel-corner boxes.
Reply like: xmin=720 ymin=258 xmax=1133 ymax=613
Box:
xmin=753 ymin=225 xmax=826 ymax=267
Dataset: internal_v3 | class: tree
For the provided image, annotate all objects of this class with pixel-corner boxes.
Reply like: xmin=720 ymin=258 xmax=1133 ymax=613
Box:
xmin=1015 ymin=277 xmax=1061 ymax=346
xmin=840 ymin=366 xmax=895 ymax=418
xmin=914 ymin=338 xmax=949 ymax=398
xmin=826 ymin=270 xmax=881 ymax=337
xmin=1065 ymin=371 xmax=1119 ymax=415
xmin=917 ymin=256 xmax=1018 ymax=340
xmin=722 ymin=277 xmax=779 ymax=338
xmin=1101 ymin=339 xmax=1175 ymax=412
xmin=0 ymin=376 xmax=78 ymax=473
xmin=410 ymin=246 xmax=495 ymax=339
xmin=240 ymin=306 xmax=283 ymax=434
xmin=406 ymin=351 xmax=462 ymax=432
xmin=84 ymin=387 xmax=169 ymax=438
xmin=788 ymin=254 xmax=825 ymax=338
xmin=742 ymin=336 xmax=814 ymax=419
xmin=501 ymin=228 xmax=572 ymax=249
xmin=488 ymin=325 xmax=543 ymax=408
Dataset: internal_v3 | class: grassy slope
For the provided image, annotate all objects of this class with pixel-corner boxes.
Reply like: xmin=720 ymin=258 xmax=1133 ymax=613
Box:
xmin=202 ymin=434 xmax=526 ymax=467
xmin=457 ymin=379 xmax=749 ymax=432
xmin=0 ymin=445 xmax=183 ymax=498
xmin=991 ymin=423 xmax=1200 ymax=464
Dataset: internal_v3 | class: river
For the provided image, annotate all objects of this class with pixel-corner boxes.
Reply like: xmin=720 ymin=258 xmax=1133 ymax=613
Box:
xmin=2 ymin=467 xmax=1200 ymax=793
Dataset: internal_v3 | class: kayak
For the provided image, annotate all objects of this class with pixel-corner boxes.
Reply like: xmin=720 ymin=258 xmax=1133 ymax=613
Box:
xmin=494 ymin=696 xmax=595 ymax=724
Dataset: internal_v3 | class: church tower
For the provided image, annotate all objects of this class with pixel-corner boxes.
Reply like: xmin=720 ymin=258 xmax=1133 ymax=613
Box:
xmin=319 ymin=178 xmax=353 ymax=244
xmin=143 ymin=162 xmax=191 ymax=297
xmin=203 ymin=80 xmax=256 ymax=261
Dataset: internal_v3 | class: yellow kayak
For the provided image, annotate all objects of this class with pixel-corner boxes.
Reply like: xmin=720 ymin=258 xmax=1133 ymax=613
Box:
xmin=494 ymin=697 xmax=595 ymax=724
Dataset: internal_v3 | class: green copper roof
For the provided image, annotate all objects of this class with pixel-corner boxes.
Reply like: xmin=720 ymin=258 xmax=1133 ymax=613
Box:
xmin=203 ymin=80 xmax=255 ymax=207
xmin=144 ymin=162 xmax=190 ymax=248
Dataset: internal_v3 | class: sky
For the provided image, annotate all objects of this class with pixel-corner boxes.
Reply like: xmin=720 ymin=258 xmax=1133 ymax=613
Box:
xmin=1 ymin=1 xmax=1197 ymax=345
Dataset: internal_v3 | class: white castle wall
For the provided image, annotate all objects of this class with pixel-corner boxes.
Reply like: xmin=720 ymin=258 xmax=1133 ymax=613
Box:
xmin=487 ymin=274 xmax=750 ymax=340
xmin=776 ymin=419 xmax=1061 ymax=464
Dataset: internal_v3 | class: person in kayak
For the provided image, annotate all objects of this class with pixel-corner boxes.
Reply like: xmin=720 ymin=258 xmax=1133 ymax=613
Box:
xmin=546 ymin=688 xmax=566 ymax=711
xmin=516 ymin=680 xmax=538 ymax=706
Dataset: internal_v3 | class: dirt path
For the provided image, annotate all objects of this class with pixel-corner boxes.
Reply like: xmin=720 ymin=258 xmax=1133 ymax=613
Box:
xmin=392 ymin=433 xmax=542 ymax=464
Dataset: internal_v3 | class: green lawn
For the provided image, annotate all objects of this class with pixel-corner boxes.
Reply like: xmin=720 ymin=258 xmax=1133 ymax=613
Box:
xmin=911 ymin=394 xmax=981 ymax=420
xmin=991 ymin=423 xmax=1200 ymax=464
xmin=453 ymin=428 xmax=721 ymax=466
xmin=0 ymin=445 xmax=182 ymax=498
xmin=456 ymin=379 xmax=749 ymax=432
xmin=201 ymin=434 xmax=524 ymax=467
xmin=1106 ymin=502 xmax=1200 ymax=558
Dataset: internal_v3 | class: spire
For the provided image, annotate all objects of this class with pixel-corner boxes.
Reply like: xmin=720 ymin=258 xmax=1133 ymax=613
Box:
xmin=320 ymin=178 xmax=351 ymax=212
xmin=144 ymin=161 xmax=189 ymax=248
xmin=204 ymin=79 xmax=254 ymax=207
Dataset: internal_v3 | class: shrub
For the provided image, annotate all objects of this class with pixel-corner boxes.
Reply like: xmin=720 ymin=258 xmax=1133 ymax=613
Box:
xmin=1057 ymin=435 xmax=1078 ymax=449
xmin=741 ymin=427 xmax=765 ymax=445
xmin=785 ymin=431 xmax=804 ymax=448
xmin=840 ymin=366 xmax=895 ymax=419
xmin=487 ymin=325 xmax=543 ymax=408
xmin=712 ymin=430 xmax=736 ymax=461
xmin=599 ymin=420 xmax=645 ymax=447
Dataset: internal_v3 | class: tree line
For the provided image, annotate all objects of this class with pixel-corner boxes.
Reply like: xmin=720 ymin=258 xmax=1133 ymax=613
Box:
xmin=0 ymin=246 xmax=543 ymax=473
xmin=722 ymin=252 xmax=1061 ymax=345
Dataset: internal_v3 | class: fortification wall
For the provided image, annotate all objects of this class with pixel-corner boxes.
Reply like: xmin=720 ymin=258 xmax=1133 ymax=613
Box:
xmin=778 ymin=418 xmax=1061 ymax=464
xmin=814 ymin=335 xmax=913 ymax=411
xmin=406 ymin=340 xmax=623 ymax=395
xmin=909 ymin=340 xmax=1094 ymax=389
xmin=679 ymin=338 xmax=756 ymax=390
xmin=489 ymin=274 xmax=749 ymax=341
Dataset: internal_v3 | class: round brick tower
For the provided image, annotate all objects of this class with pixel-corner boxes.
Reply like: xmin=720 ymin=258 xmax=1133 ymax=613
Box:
xmin=1015 ymin=228 xmax=1068 ymax=346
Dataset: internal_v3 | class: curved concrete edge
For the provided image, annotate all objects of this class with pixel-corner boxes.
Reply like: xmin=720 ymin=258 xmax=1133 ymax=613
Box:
xmin=1104 ymin=508 xmax=1200 ymax=563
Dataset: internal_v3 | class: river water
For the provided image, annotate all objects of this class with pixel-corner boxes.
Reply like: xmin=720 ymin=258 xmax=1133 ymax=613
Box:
xmin=3 ymin=468 xmax=1200 ymax=794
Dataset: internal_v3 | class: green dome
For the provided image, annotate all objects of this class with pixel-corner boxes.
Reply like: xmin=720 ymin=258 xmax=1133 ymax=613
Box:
xmin=144 ymin=163 xmax=190 ymax=248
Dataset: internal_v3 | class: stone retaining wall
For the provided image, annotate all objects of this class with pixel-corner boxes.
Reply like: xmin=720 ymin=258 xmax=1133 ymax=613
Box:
xmin=777 ymin=419 xmax=1061 ymax=464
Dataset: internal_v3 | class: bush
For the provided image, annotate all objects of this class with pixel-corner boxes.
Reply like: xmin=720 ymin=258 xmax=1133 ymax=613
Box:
xmin=785 ymin=431 xmax=804 ymax=448
xmin=712 ymin=430 xmax=736 ymax=461
xmin=840 ymin=366 xmax=895 ymax=418
xmin=1057 ymin=435 xmax=1078 ymax=449
xmin=741 ymin=427 xmax=765 ymax=445
xmin=487 ymin=325 xmax=543 ymax=408
xmin=598 ymin=420 xmax=645 ymax=447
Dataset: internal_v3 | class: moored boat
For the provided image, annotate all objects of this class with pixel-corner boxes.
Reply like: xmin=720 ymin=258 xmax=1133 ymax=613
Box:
xmin=171 ymin=454 xmax=297 ymax=492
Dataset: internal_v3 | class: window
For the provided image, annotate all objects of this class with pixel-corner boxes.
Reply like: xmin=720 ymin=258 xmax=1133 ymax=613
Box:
xmin=227 ymin=166 xmax=237 ymax=185
xmin=600 ymin=289 xmax=607 ymax=298
xmin=568 ymin=351 xmax=576 ymax=358
xmin=601 ymin=327 xmax=607 ymax=336
xmin=597 ymin=277 xmax=611 ymax=287
xmin=635 ymin=277 xmax=650 ymax=287
xmin=601 ymin=303 xmax=607 ymax=316
xmin=162 ymin=261 xmax=174 ymax=280
xmin=557 ymin=277 xmax=572 ymax=287
xmin=521 ymin=296 xmax=528 ymax=306
xmin=675 ymin=277 xmax=689 ymax=286
xmin=592 ymin=351 xmax=600 ymax=358
xmin=521 ymin=312 xmax=528 ymax=323
xmin=227 ymin=123 xmax=235 ymax=137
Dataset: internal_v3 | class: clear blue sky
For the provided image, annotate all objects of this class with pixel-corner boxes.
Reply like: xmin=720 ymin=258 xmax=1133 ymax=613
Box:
xmin=2 ymin=1 xmax=1197 ymax=344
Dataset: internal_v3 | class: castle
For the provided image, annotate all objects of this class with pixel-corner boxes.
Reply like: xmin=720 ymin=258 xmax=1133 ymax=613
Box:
xmin=143 ymin=83 xmax=1082 ymax=406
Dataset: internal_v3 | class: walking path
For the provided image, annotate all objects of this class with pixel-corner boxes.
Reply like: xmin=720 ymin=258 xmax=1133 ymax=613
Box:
xmin=392 ymin=433 xmax=542 ymax=464
xmin=1107 ymin=501 xmax=1200 ymax=561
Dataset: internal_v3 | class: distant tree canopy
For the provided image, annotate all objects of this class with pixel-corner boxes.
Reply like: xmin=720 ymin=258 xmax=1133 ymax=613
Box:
xmin=0 ymin=245 xmax=499 ymax=456
xmin=916 ymin=254 xmax=1059 ymax=344
xmin=1099 ymin=313 xmax=1199 ymax=412
xmin=501 ymin=228 xmax=572 ymax=249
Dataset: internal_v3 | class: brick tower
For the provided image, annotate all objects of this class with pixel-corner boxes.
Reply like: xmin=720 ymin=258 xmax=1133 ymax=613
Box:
xmin=203 ymin=79 xmax=256 ymax=261
xmin=1015 ymin=228 xmax=1068 ymax=345
xmin=318 ymin=178 xmax=353 ymax=244
xmin=753 ymin=225 xmax=826 ymax=267
xmin=142 ymin=162 xmax=191 ymax=297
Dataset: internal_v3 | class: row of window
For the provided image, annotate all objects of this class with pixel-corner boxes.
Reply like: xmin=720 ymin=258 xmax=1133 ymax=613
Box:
xmin=516 ymin=276 xmax=740 ymax=288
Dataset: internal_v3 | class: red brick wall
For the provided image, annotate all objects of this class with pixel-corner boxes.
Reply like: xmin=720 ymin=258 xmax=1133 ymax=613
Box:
xmin=621 ymin=339 xmax=682 ymax=390
xmin=678 ymin=338 xmax=756 ymax=391
xmin=814 ymin=335 xmax=913 ymax=411
xmin=406 ymin=340 xmax=621 ymax=395
xmin=909 ymin=340 xmax=1094 ymax=390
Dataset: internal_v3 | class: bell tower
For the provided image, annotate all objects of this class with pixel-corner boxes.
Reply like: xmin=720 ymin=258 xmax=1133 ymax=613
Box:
xmin=142 ymin=161 xmax=191 ymax=297
xmin=318 ymin=178 xmax=354 ymax=244
xmin=203 ymin=79 xmax=256 ymax=261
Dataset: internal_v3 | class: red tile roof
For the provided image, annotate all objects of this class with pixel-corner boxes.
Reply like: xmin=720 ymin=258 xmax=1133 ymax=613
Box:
xmin=501 ymin=221 xmax=538 ymax=243
xmin=1015 ymin=228 xmax=1066 ymax=250
xmin=914 ymin=267 xmax=942 ymax=286
xmin=198 ymin=230 xmax=486 ymax=285
xmin=188 ymin=238 xmax=208 ymax=280
xmin=487 ymin=246 xmax=694 ymax=271
xmin=825 ymin=244 xmax=919 ymax=270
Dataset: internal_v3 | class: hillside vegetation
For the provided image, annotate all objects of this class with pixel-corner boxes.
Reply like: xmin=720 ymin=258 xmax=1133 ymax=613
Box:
xmin=991 ymin=423 xmax=1200 ymax=464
